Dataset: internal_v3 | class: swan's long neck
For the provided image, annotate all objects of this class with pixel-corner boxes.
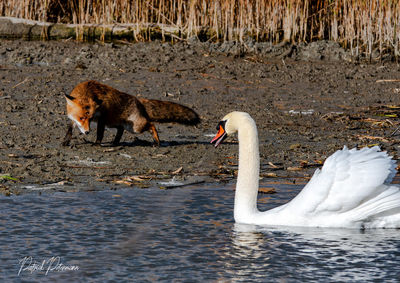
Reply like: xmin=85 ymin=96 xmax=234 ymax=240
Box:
xmin=234 ymin=117 xmax=260 ymax=222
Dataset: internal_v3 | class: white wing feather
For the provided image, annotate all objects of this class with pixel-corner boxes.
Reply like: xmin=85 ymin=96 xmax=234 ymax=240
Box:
xmin=282 ymin=146 xmax=397 ymax=215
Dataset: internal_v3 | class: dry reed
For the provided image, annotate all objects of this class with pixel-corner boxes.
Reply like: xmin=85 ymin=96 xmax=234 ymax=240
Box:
xmin=1 ymin=0 xmax=400 ymax=58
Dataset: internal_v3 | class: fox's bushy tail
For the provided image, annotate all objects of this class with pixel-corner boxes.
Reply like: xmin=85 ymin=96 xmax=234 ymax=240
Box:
xmin=138 ymin=98 xmax=200 ymax=125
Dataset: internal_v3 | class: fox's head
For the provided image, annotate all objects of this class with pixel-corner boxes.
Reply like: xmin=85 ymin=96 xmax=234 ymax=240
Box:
xmin=65 ymin=94 xmax=101 ymax=134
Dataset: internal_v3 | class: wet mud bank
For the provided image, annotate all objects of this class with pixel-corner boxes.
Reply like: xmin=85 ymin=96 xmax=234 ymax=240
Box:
xmin=1 ymin=39 xmax=400 ymax=195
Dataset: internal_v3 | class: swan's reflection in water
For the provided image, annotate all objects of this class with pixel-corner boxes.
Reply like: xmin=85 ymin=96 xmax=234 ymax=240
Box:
xmin=223 ymin=224 xmax=271 ymax=281
xmin=224 ymin=223 xmax=400 ymax=282
xmin=231 ymin=224 xmax=268 ymax=258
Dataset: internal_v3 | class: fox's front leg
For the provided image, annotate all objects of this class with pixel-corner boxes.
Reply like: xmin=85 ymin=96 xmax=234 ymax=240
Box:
xmin=62 ymin=122 xmax=74 ymax=146
xmin=112 ymin=127 xmax=124 ymax=146
xmin=94 ymin=118 xmax=106 ymax=145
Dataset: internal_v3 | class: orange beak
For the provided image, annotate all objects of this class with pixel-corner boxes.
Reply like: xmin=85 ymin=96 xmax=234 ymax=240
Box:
xmin=211 ymin=122 xmax=227 ymax=147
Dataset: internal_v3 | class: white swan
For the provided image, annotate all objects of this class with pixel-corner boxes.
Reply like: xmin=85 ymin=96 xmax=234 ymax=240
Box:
xmin=211 ymin=111 xmax=400 ymax=228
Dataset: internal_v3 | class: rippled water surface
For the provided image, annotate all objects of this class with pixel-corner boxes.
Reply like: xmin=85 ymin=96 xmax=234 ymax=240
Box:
xmin=1 ymin=183 xmax=400 ymax=282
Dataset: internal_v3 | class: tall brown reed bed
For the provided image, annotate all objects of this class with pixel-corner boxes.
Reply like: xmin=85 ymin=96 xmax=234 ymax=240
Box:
xmin=1 ymin=0 xmax=400 ymax=58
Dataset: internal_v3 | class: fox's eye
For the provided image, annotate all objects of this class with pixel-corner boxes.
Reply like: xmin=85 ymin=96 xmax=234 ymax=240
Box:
xmin=86 ymin=112 xmax=90 ymax=115
xmin=84 ymin=106 xmax=90 ymax=110
xmin=80 ymin=117 xmax=85 ymax=121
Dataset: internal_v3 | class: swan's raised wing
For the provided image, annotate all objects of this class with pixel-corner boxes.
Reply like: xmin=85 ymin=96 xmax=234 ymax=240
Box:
xmin=282 ymin=146 xmax=397 ymax=215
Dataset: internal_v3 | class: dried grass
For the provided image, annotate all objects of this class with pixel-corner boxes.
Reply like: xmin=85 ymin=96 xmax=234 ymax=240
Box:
xmin=1 ymin=0 xmax=400 ymax=58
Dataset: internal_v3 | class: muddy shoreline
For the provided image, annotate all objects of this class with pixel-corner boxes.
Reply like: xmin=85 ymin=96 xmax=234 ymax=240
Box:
xmin=1 ymin=39 xmax=400 ymax=195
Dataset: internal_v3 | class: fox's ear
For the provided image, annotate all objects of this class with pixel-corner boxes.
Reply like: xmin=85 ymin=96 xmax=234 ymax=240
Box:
xmin=65 ymin=94 xmax=76 ymax=107
xmin=65 ymin=94 xmax=75 ymax=101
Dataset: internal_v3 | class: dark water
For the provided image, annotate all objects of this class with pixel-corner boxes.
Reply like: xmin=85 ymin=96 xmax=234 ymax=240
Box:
xmin=1 ymin=183 xmax=400 ymax=282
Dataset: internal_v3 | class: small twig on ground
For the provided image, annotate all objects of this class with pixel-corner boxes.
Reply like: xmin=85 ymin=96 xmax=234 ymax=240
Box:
xmin=376 ymin=79 xmax=400 ymax=83
xmin=390 ymin=125 xmax=400 ymax=137
xmin=12 ymin=78 xmax=29 ymax=88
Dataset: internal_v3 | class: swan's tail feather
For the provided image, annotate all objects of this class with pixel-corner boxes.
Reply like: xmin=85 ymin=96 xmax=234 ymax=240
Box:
xmin=351 ymin=185 xmax=400 ymax=223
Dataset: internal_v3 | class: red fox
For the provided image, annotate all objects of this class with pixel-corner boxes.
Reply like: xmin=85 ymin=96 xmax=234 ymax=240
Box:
xmin=62 ymin=80 xmax=200 ymax=146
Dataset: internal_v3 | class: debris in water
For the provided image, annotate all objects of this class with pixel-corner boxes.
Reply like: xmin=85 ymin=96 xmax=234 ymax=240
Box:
xmin=287 ymin=167 xmax=303 ymax=171
xmin=158 ymin=176 xmax=206 ymax=189
xmin=258 ymin=187 xmax=276 ymax=194
xmin=262 ymin=172 xmax=278 ymax=178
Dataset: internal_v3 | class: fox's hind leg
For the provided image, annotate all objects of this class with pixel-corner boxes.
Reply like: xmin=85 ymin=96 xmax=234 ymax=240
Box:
xmin=148 ymin=123 xmax=160 ymax=146
xmin=131 ymin=117 xmax=160 ymax=146
xmin=112 ymin=126 xmax=124 ymax=146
